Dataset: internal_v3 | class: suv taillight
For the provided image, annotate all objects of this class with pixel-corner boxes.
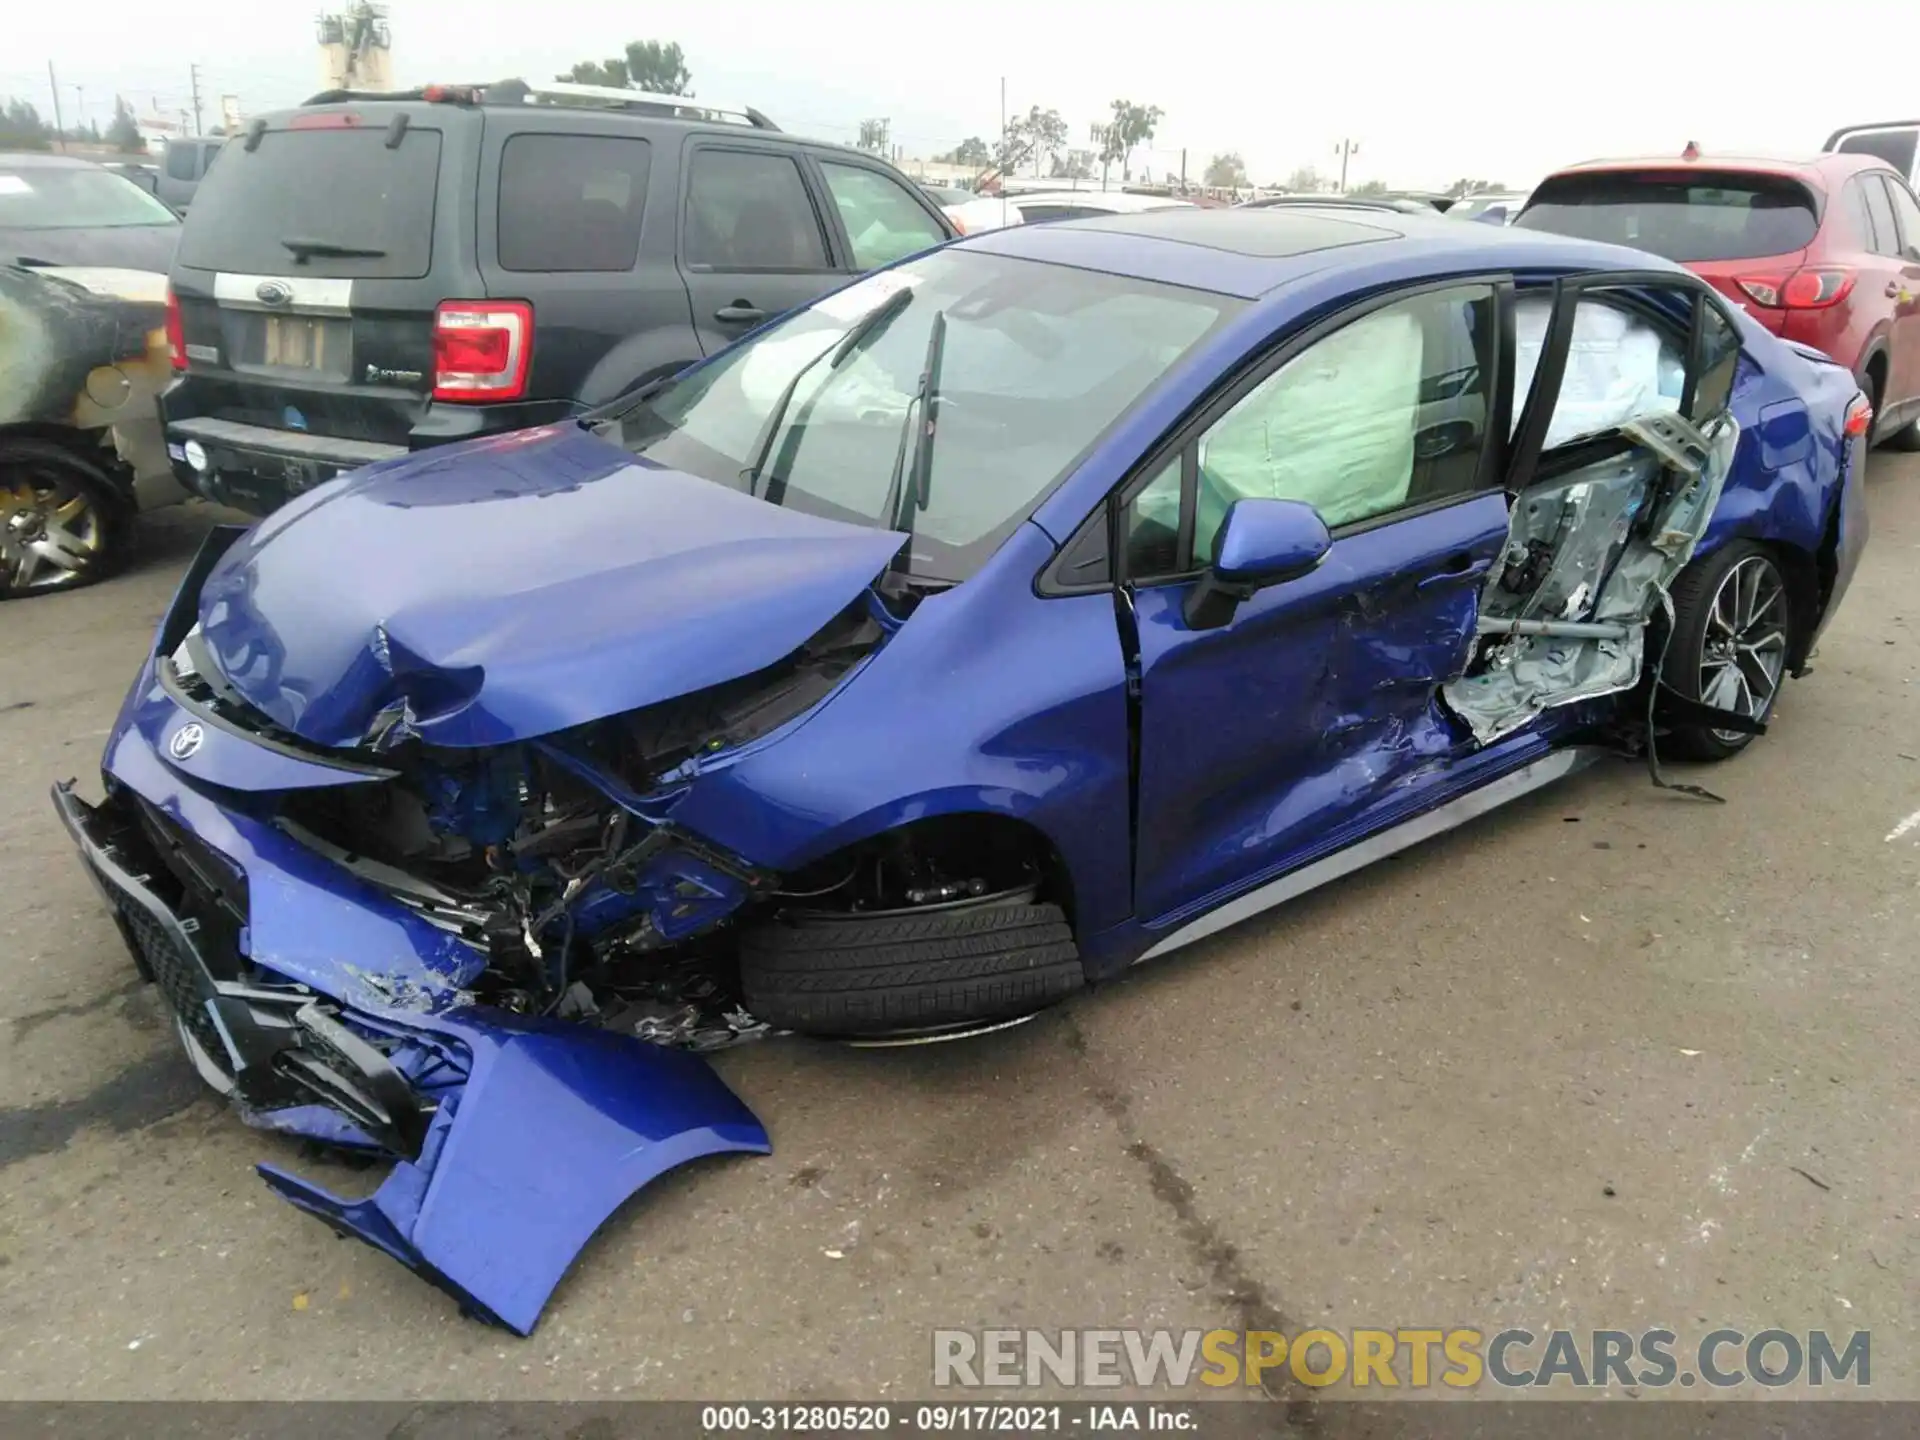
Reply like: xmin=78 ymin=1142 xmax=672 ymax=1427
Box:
xmin=432 ymin=301 xmax=533 ymax=402
xmin=165 ymin=285 xmax=187 ymax=371
xmin=1735 ymin=268 xmax=1856 ymax=310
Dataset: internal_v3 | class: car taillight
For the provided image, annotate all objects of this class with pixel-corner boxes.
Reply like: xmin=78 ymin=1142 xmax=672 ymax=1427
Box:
xmin=165 ymin=285 xmax=187 ymax=371
xmin=1845 ymin=393 xmax=1874 ymax=437
xmin=1735 ymin=268 xmax=1855 ymax=310
xmin=432 ymin=301 xmax=533 ymax=402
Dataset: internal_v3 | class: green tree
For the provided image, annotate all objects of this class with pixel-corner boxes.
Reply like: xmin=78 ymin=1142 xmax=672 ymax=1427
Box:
xmin=624 ymin=40 xmax=692 ymax=94
xmin=1099 ymin=99 xmax=1163 ymax=183
xmin=0 ymin=98 xmax=52 ymax=151
xmin=557 ymin=39 xmax=692 ymax=95
xmin=1349 ymin=178 xmax=1389 ymax=196
xmin=1204 ymin=152 xmax=1248 ymax=189
xmin=106 ymin=97 xmax=143 ymax=153
xmin=1013 ymin=106 xmax=1068 ymax=176
xmin=1444 ymin=177 xmax=1505 ymax=198
xmin=941 ymin=136 xmax=992 ymax=167
xmin=1282 ymin=164 xmax=1328 ymax=193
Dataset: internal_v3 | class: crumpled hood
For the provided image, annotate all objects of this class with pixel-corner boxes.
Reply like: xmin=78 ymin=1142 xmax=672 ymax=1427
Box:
xmin=196 ymin=424 xmax=906 ymax=748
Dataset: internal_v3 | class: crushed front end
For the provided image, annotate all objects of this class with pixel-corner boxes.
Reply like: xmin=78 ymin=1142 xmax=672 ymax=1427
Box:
xmin=54 ymin=520 xmax=897 ymax=1333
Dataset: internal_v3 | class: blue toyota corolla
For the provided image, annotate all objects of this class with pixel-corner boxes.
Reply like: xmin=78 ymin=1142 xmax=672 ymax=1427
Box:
xmin=55 ymin=208 xmax=1869 ymax=1332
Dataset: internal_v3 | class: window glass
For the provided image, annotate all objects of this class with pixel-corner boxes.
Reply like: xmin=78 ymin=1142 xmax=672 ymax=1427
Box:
xmin=1516 ymin=172 xmax=1818 ymax=261
xmin=165 ymin=141 xmax=197 ymax=180
xmin=1863 ymin=177 xmax=1901 ymax=258
xmin=0 ymin=165 xmax=179 ymax=230
xmin=819 ymin=162 xmax=948 ymax=269
xmin=621 ymin=249 xmax=1241 ymax=581
xmin=683 ymin=149 xmax=828 ymax=271
xmin=1123 ymin=458 xmax=1182 ymax=578
xmin=1512 ymin=294 xmax=1687 ymax=450
xmin=176 ymin=126 xmax=441 ymax=278
xmin=498 ymin=134 xmax=651 ymax=272
xmin=1190 ymin=284 xmax=1496 ymax=556
xmin=1844 ymin=179 xmax=1880 ymax=250
xmin=1836 ymin=127 xmax=1920 ymax=176
xmin=1019 ymin=204 xmax=1105 ymax=223
xmin=1884 ymin=175 xmax=1920 ymax=256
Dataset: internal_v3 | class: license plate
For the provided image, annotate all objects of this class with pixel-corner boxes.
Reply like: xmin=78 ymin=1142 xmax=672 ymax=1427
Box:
xmin=264 ymin=315 xmax=328 ymax=369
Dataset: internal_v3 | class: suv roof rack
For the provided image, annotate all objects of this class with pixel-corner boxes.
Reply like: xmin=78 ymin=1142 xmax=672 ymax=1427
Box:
xmin=298 ymin=79 xmax=778 ymax=130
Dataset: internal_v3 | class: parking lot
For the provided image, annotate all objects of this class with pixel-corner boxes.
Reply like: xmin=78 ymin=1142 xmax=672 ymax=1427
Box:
xmin=2 ymin=453 xmax=1917 ymax=1401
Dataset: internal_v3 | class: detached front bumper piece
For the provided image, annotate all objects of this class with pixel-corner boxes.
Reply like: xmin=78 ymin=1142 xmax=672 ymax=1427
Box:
xmin=54 ymin=778 xmax=770 ymax=1335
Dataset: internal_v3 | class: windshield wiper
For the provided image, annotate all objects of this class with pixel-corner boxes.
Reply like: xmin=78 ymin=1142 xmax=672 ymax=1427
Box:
xmin=879 ymin=308 xmax=947 ymax=556
xmin=281 ymin=237 xmax=387 ymax=261
xmin=741 ymin=284 xmax=915 ymax=497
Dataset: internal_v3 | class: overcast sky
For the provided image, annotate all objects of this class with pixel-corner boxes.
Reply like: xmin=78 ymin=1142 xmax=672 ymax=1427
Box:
xmin=5 ymin=0 xmax=1912 ymax=190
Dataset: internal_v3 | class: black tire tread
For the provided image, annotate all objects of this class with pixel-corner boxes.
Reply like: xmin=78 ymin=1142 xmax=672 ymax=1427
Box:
xmin=740 ymin=901 xmax=1082 ymax=1035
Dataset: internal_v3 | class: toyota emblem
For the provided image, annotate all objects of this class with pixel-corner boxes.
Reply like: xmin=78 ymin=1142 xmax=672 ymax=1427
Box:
xmin=256 ymin=279 xmax=294 ymax=306
xmin=168 ymin=723 xmax=205 ymax=761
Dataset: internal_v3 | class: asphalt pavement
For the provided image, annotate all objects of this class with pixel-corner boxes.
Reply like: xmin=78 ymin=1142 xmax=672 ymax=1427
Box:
xmin=2 ymin=458 xmax=1916 ymax=1405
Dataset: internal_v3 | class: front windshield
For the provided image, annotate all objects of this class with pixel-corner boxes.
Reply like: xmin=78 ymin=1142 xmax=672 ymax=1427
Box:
xmin=0 ymin=166 xmax=180 ymax=230
xmin=619 ymin=249 xmax=1242 ymax=580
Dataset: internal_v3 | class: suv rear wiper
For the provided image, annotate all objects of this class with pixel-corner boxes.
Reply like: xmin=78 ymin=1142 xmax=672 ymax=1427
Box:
xmin=281 ymin=237 xmax=388 ymax=261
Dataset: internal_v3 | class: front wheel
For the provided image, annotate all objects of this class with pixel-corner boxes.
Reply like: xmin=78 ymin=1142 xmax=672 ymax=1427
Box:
xmin=1659 ymin=541 xmax=1794 ymax=761
xmin=740 ymin=893 xmax=1083 ymax=1038
xmin=0 ymin=438 xmax=132 ymax=599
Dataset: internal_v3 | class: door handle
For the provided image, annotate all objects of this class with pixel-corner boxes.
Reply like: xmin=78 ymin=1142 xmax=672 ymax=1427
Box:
xmin=716 ymin=302 xmax=766 ymax=323
xmin=1417 ymin=555 xmax=1493 ymax=589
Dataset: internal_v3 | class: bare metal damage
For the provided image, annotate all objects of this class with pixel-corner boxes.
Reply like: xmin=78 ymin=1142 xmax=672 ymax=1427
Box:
xmin=0 ymin=263 xmax=181 ymax=504
xmin=1444 ymin=411 xmax=1735 ymax=743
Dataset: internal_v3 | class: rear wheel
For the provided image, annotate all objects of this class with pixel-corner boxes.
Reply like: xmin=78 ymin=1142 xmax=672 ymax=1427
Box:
xmin=1882 ymin=412 xmax=1920 ymax=452
xmin=0 ymin=438 xmax=131 ymax=599
xmin=740 ymin=889 xmax=1083 ymax=1038
xmin=1659 ymin=542 xmax=1794 ymax=761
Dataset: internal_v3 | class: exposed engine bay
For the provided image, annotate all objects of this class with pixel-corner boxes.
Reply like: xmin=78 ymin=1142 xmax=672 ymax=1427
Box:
xmin=175 ymin=599 xmax=884 ymax=1046
xmin=162 ymin=588 xmax=1044 ymax=1050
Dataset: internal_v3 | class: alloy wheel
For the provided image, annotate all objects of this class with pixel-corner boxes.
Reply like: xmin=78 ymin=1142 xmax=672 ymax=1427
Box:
xmin=1699 ymin=554 xmax=1788 ymax=744
xmin=0 ymin=471 xmax=106 ymax=595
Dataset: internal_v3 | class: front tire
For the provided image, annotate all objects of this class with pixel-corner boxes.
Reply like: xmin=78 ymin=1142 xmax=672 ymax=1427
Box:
xmin=740 ymin=894 xmax=1083 ymax=1038
xmin=1659 ymin=541 xmax=1794 ymax=761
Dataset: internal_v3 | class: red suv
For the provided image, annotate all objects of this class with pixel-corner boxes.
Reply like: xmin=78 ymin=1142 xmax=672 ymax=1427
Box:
xmin=1516 ymin=150 xmax=1920 ymax=448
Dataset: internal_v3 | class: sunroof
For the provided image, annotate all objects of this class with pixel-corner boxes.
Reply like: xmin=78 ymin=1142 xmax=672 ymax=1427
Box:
xmin=1070 ymin=207 xmax=1401 ymax=257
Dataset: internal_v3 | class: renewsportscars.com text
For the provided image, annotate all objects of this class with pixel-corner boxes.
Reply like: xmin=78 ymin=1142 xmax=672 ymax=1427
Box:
xmin=932 ymin=1327 xmax=1871 ymax=1390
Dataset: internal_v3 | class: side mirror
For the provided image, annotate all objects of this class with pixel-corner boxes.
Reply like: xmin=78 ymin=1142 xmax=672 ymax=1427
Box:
xmin=1183 ymin=497 xmax=1331 ymax=630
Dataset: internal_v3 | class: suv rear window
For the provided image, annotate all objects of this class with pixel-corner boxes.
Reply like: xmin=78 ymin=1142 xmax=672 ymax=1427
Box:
xmin=1517 ymin=171 xmax=1819 ymax=261
xmin=176 ymin=124 xmax=442 ymax=278
xmin=498 ymin=133 xmax=652 ymax=272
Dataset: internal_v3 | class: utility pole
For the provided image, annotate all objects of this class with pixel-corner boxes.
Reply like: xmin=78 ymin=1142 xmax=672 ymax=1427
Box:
xmin=189 ymin=62 xmax=204 ymax=137
xmin=1333 ymin=137 xmax=1360 ymax=193
xmin=1180 ymin=147 xmax=1187 ymax=193
xmin=47 ymin=61 xmax=67 ymax=152
xmin=74 ymin=84 xmax=85 ymax=139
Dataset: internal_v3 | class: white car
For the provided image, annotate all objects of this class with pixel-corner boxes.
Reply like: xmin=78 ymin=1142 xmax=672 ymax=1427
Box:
xmin=917 ymin=183 xmax=1015 ymax=236
xmin=944 ymin=188 xmax=1197 ymax=235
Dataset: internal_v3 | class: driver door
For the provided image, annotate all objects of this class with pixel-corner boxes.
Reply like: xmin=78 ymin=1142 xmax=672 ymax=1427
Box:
xmin=1125 ymin=278 xmax=1514 ymax=927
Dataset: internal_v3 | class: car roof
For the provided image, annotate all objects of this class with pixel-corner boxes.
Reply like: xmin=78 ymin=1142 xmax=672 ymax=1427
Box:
xmin=0 ymin=151 xmax=96 ymax=170
xmin=961 ymin=205 xmax=1678 ymax=300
